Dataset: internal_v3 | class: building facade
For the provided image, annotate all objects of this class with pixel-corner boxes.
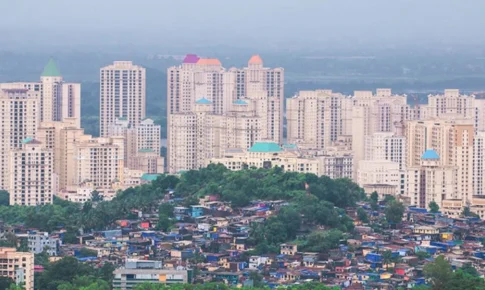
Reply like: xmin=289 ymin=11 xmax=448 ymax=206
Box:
xmin=0 ymin=248 xmax=34 ymax=290
xmin=100 ymin=61 xmax=146 ymax=137
xmin=0 ymin=58 xmax=81 ymax=128
xmin=9 ymin=139 xmax=55 ymax=206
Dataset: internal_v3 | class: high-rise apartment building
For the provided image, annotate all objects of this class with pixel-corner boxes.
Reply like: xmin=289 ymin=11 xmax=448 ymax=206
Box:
xmin=167 ymin=55 xmax=284 ymax=171
xmin=0 ymin=248 xmax=34 ymax=290
xmin=0 ymin=89 xmax=39 ymax=190
xmin=286 ymin=90 xmax=351 ymax=151
xmin=426 ymin=89 xmax=475 ymax=120
xmin=364 ymin=132 xmax=407 ymax=171
xmin=405 ymin=119 xmax=474 ymax=205
xmin=74 ymin=137 xmax=124 ymax=188
xmin=357 ymin=160 xmax=403 ymax=197
xmin=9 ymin=139 xmax=55 ymax=206
xmin=406 ymin=150 xmax=457 ymax=208
xmin=0 ymin=59 xmax=81 ymax=128
xmin=351 ymin=89 xmax=414 ymax=178
xmin=107 ymin=118 xmax=163 ymax=173
xmin=232 ymin=55 xmax=284 ymax=142
xmin=100 ymin=61 xmax=146 ymax=137
xmin=37 ymin=120 xmax=89 ymax=189
xmin=168 ymin=98 xmax=262 ymax=173
xmin=473 ymin=132 xmax=485 ymax=196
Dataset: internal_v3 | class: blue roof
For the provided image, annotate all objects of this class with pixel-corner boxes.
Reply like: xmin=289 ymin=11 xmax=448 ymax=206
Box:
xmin=233 ymin=99 xmax=248 ymax=105
xmin=195 ymin=98 xmax=212 ymax=104
xmin=421 ymin=149 xmax=440 ymax=160
xmin=248 ymin=142 xmax=282 ymax=153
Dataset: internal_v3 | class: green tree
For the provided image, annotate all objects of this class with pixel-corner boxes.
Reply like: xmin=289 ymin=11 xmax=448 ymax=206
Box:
xmin=462 ymin=207 xmax=480 ymax=218
xmin=429 ymin=201 xmax=440 ymax=213
xmin=90 ymin=190 xmax=103 ymax=202
xmin=157 ymin=214 xmax=172 ymax=232
xmin=158 ymin=203 xmax=174 ymax=218
xmin=384 ymin=200 xmax=405 ymax=225
xmin=382 ymin=250 xmax=393 ymax=269
xmin=357 ymin=207 xmax=369 ymax=223
xmin=0 ymin=277 xmax=15 ymax=290
xmin=423 ymin=255 xmax=452 ymax=290
xmin=383 ymin=194 xmax=395 ymax=204
xmin=416 ymin=251 xmax=430 ymax=261
xmin=0 ymin=190 xmax=9 ymax=206
xmin=370 ymin=191 xmax=379 ymax=203
xmin=305 ymin=229 xmax=343 ymax=252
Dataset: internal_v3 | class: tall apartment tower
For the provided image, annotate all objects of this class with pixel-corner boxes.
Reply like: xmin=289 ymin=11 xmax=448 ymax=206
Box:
xmin=351 ymin=89 xmax=414 ymax=178
xmin=426 ymin=89 xmax=475 ymax=120
xmin=233 ymin=55 xmax=284 ymax=143
xmin=473 ymin=132 xmax=485 ymax=196
xmin=9 ymin=139 xmax=55 ymax=206
xmin=100 ymin=61 xmax=146 ymax=137
xmin=0 ymin=89 xmax=39 ymax=190
xmin=107 ymin=118 xmax=163 ymax=173
xmin=286 ymin=90 xmax=350 ymax=151
xmin=405 ymin=119 xmax=474 ymax=205
xmin=37 ymin=120 xmax=89 ymax=189
xmin=167 ymin=55 xmax=235 ymax=115
xmin=0 ymin=58 xmax=81 ymax=128
xmin=74 ymin=137 xmax=125 ymax=188
xmin=167 ymin=54 xmax=284 ymax=171
xmin=168 ymin=98 xmax=262 ymax=173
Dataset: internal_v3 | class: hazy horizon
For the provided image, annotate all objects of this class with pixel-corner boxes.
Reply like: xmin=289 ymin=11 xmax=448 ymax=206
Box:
xmin=2 ymin=0 xmax=485 ymax=52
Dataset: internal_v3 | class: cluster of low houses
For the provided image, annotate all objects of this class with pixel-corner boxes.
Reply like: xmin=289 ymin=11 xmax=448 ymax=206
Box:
xmin=2 ymin=194 xmax=485 ymax=289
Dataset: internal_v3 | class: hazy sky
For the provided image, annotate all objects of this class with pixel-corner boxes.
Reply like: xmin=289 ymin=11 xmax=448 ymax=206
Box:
xmin=1 ymin=0 xmax=484 ymax=50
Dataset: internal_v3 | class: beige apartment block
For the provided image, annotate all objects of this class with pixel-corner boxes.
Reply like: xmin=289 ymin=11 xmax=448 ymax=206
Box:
xmin=0 ymin=59 xmax=81 ymax=128
xmin=107 ymin=118 xmax=162 ymax=171
xmin=0 ymin=248 xmax=34 ymax=290
xmin=406 ymin=150 xmax=457 ymax=209
xmin=100 ymin=61 xmax=146 ymax=137
xmin=364 ymin=132 xmax=407 ymax=171
xmin=426 ymin=89 xmax=475 ymax=120
xmin=129 ymin=149 xmax=164 ymax=174
xmin=473 ymin=132 xmax=485 ymax=195
xmin=74 ymin=137 xmax=124 ymax=188
xmin=207 ymin=142 xmax=323 ymax=176
xmin=9 ymin=139 xmax=55 ymax=206
xmin=167 ymin=54 xmax=284 ymax=170
xmin=37 ymin=120 xmax=89 ymax=189
xmin=0 ymin=89 xmax=39 ymax=190
xmin=357 ymin=160 xmax=403 ymax=197
xmin=405 ymin=119 xmax=474 ymax=203
xmin=351 ymin=89 xmax=415 ymax=179
xmin=286 ymin=90 xmax=351 ymax=151
xmin=168 ymin=98 xmax=263 ymax=173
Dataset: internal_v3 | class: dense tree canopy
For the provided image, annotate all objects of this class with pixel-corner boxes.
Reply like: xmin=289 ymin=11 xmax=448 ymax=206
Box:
xmin=133 ymin=282 xmax=338 ymax=290
xmin=423 ymin=256 xmax=485 ymax=290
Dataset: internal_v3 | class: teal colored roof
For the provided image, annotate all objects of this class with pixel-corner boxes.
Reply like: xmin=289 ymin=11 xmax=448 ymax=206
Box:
xmin=283 ymin=144 xmax=297 ymax=149
xmin=141 ymin=173 xmax=161 ymax=181
xmin=422 ymin=149 xmax=440 ymax=160
xmin=138 ymin=148 xmax=155 ymax=153
xmin=248 ymin=142 xmax=282 ymax=153
xmin=22 ymin=137 xmax=34 ymax=144
xmin=195 ymin=98 xmax=212 ymax=104
xmin=233 ymin=99 xmax=248 ymax=105
xmin=41 ymin=58 xmax=61 ymax=77
xmin=118 ymin=117 xmax=127 ymax=121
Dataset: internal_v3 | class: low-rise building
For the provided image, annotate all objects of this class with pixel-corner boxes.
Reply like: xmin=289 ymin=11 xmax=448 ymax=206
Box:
xmin=112 ymin=259 xmax=192 ymax=290
xmin=28 ymin=231 xmax=59 ymax=256
xmin=0 ymin=248 xmax=34 ymax=290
